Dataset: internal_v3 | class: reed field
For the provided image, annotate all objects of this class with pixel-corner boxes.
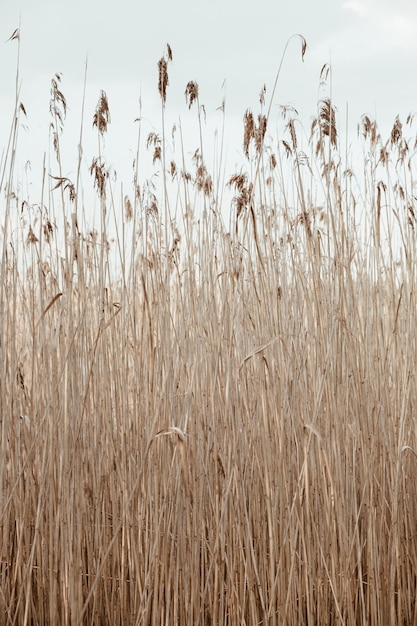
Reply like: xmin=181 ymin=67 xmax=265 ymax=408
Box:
xmin=2 ymin=34 xmax=417 ymax=624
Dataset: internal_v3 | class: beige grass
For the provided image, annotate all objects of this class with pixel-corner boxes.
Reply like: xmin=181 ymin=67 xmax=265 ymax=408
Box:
xmin=1 ymin=34 xmax=417 ymax=625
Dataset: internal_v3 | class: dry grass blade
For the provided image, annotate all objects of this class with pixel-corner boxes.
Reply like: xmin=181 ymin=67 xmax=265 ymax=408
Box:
xmin=238 ymin=337 xmax=277 ymax=370
xmin=35 ymin=292 xmax=63 ymax=329
xmin=154 ymin=425 xmax=187 ymax=442
xmin=6 ymin=28 xmax=20 ymax=42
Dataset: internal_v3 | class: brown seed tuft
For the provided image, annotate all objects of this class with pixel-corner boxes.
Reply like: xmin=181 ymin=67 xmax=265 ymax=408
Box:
xmin=255 ymin=114 xmax=267 ymax=154
xmin=147 ymin=132 xmax=160 ymax=149
xmin=93 ymin=90 xmax=110 ymax=135
xmin=185 ymin=81 xmax=199 ymax=109
xmin=359 ymin=115 xmax=380 ymax=147
xmin=287 ymin=119 xmax=297 ymax=151
xmin=49 ymin=73 xmax=67 ymax=154
xmin=89 ymin=157 xmax=108 ymax=198
xmin=259 ymin=84 xmax=266 ymax=107
xmin=243 ymin=110 xmax=255 ymax=158
xmin=318 ymin=98 xmax=337 ymax=149
xmin=124 ymin=195 xmax=133 ymax=221
xmin=50 ymin=175 xmax=76 ymax=202
xmin=227 ymin=172 xmax=247 ymax=192
xmin=158 ymin=57 xmax=169 ymax=105
xmin=43 ymin=220 xmax=54 ymax=243
xmin=26 ymin=226 xmax=38 ymax=245
xmin=391 ymin=116 xmax=402 ymax=146
xmin=152 ymin=146 xmax=161 ymax=164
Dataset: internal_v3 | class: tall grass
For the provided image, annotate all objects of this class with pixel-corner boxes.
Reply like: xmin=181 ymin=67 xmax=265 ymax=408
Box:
xmin=1 ymin=33 xmax=417 ymax=625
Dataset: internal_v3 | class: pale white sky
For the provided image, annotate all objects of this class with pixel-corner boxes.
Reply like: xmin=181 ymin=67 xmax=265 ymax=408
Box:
xmin=2 ymin=0 xmax=417 ymax=227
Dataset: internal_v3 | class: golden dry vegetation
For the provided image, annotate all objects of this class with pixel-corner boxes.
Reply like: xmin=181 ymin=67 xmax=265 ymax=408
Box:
xmin=1 ymin=36 xmax=417 ymax=624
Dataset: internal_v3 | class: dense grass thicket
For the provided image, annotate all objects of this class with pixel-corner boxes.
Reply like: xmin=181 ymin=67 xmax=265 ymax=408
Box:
xmin=2 ymin=35 xmax=417 ymax=624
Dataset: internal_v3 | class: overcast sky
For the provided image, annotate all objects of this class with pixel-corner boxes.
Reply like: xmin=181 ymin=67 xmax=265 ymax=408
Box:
xmin=2 ymin=0 xmax=417 ymax=220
